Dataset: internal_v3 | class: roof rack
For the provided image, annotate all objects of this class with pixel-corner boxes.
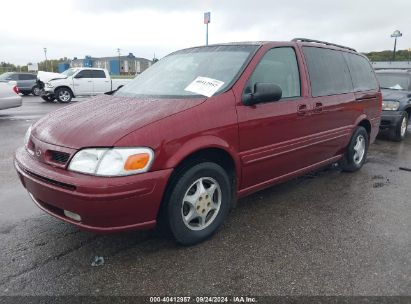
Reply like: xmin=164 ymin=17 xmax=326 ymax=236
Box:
xmin=292 ymin=38 xmax=356 ymax=52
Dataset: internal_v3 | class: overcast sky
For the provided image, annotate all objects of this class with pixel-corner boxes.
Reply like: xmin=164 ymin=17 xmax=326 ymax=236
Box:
xmin=1 ymin=0 xmax=410 ymax=65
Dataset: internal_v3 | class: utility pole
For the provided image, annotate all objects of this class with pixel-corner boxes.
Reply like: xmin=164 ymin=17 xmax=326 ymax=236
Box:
xmin=43 ymin=47 xmax=48 ymax=71
xmin=117 ymin=48 xmax=121 ymax=75
xmin=204 ymin=12 xmax=210 ymax=46
xmin=391 ymin=30 xmax=402 ymax=62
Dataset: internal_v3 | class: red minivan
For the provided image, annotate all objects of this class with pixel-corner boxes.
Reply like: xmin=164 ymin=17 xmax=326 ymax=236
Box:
xmin=15 ymin=39 xmax=381 ymax=245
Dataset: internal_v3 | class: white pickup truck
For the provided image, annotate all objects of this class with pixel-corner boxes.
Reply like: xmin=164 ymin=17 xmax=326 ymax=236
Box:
xmin=37 ymin=68 xmax=132 ymax=103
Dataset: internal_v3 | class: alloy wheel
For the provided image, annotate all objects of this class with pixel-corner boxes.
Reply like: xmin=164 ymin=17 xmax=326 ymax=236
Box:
xmin=353 ymin=134 xmax=365 ymax=165
xmin=181 ymin=177 xmax=222 ymax=231
xmin=33 ymin=87 xmax=41 ymax=96
xmin=59 ymin=90 xmax=71 ymax=102
xmin=400 ymin=116 xmax=407 ymax=137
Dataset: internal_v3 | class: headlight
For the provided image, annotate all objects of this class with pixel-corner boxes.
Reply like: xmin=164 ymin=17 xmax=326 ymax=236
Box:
xmin=24 ymin=125 xmax=32 ymax=147
xmin=45 ymin=82 xmax=54 ymax=88
xmin=382 ymin=100 xmax=400 ymax=111
xmin=68 ymin=147 xmax=154 ymax=176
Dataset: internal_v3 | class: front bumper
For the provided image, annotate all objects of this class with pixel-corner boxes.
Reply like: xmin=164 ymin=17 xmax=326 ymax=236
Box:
xmin=40 ymin=88 xmax=55 ymax=96
xmin=379 ymin=110 xmax=405 ymax=131
xmin=15 ymin=146 xmax=173 ymax=232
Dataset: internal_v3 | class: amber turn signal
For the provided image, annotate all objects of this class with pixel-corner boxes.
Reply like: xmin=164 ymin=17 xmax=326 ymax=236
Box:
xmin=124 ymin=153 xmax=151 ymax=171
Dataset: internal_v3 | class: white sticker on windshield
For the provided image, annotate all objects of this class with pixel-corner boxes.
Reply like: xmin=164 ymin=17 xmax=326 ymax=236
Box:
xmin=184 ymin=76 xmax=225 ymax=97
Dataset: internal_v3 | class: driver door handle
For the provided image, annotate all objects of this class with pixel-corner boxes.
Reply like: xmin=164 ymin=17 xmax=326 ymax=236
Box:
xmin=313 ymin=102 xmax=323 ymax=113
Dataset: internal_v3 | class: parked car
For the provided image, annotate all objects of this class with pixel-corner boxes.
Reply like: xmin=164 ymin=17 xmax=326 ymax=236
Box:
xmin=0 ymin=72 xmax=40 ymax=96
xmin=15 ymin=39 xmax=381 ymax=245
xmin=375 ymin=69 xmax=411 ymax=141
xmin=37 ymin=68 xmax=132 ymax=103
xmin=0 ymin=81 xmax=22 ymax=110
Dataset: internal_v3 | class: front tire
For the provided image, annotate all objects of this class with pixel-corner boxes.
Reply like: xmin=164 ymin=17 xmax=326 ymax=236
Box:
xmin=166 ymin=162 xmax=232 ymax=245
xmin=339 ymin=126 xmax=369 ymax=172
xmin=391 ymin=112 xmax=408 ymax=142
xmin=55 ymin=88 xmax=72 ymax=103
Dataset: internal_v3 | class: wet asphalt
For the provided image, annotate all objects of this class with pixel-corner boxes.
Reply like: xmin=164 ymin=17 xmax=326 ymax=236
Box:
xmin=0 ymin=96 xmax=410 ymax=296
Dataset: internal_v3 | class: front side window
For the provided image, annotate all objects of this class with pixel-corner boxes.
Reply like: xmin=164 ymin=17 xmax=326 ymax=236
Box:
xmin=0 ymin=73 xmax=13 ymax=81
xmin=303 ymin=47 xmax=353 ymax=97
xmin=245 ymin=47 xmax=301 ymax=98
xmin=1 ymin=73 xmax=18 ymax=81
xmin=75 ymin=70 xmax=92 ymax=78
xmin=115 ymin=45 xmax=258 ymax=98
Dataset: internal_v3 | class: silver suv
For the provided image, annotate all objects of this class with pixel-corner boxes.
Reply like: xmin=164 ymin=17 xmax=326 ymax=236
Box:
xmin=0 ymin=72 xmax=40 ymax=96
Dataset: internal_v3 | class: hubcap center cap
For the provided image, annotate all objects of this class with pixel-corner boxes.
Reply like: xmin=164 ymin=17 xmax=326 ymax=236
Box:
xmin=196 ymin=195 xmax=211 ymax=212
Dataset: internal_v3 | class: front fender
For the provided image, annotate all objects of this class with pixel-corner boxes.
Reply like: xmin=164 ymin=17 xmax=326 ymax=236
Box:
xmin=164 ymin=135 xmax=241 ymax=178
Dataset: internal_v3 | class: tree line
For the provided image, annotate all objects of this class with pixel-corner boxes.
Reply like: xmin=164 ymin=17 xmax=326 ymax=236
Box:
xmin=0 ymin=58 xmax=70 ymax=74
xmin=1 ymin=50 xmax=410 ymax=74
xmin=363 ymin=49 xmax=411 ymax=62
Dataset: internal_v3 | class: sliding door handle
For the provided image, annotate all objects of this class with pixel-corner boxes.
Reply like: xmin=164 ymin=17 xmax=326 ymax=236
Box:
xmin=297 ymin=104 xmax=308 ymax=116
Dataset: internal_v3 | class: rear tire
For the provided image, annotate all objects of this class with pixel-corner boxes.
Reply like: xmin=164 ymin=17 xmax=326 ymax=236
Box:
xmin=165 ymin=162 xmax=232 ymax=245
xmin=55 ymin=88 xmax=72 ymax=103
xmin=32 ymin=85 xmax=41 ymax=96
xmin=339 ymin=126 xmax=369 ymax=172
xmin=390 ymin=112 xmax=408 ymax=142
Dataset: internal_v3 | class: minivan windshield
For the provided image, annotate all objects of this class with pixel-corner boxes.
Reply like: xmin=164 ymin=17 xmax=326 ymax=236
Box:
xmin=377 ymin=73 xmax=410 ymax=90
xmin=61 ymin=68 xmax=78 ymax=77
xmin=115 ymin=45 xmax=258 ymax=98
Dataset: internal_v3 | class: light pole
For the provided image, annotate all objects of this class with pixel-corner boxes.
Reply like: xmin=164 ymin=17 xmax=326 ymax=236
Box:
xmin=43 ymin=47 xmax=48 ymax=71
xmin=204 ymin=12 xmax=210 ymax=46
xmin=117 ymin=48 xmax=121 ymax=75
xmin=391 ymin=30 xmax=402 ymax=62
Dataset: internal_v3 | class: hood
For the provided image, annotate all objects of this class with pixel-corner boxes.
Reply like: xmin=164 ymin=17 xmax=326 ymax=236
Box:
xmin=381 ymin=88 xmax=411 ymax=102
xmin=32 ymin=94 xmax=206 ymax=149
xmin=37 ymin=71 xmax=66 ymax=83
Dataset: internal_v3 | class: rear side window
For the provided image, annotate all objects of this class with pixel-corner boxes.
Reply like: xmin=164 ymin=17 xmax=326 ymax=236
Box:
xmin=246 ymin=47 xmax=301 ymax=98
xmin=19 ymin=74 xmax=36 ymax=80
xmin=91 ymin=70 xmax=106 ymax=78
xmin=344 ymin=53 xmax=378 ymax=91
xmin=303 ymin=47 xmax=352 ymax=97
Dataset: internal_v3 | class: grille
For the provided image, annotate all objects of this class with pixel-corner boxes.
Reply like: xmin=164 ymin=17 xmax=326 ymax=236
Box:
xmin=49 ymin=151 xmax=71 ymax=165
xmin=19 ymin=165 xmax=76 ymax=191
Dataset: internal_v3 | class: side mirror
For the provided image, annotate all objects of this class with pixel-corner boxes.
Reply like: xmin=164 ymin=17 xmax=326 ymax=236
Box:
xmin=243 ymin=82 xmax=282 ymax=106
xmin=74 ymin=74 xmax=83 ymax=79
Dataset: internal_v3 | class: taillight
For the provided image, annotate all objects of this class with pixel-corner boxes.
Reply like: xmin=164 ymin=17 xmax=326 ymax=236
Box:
xmin=13 ymin=86 xmax=19 ymax=94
